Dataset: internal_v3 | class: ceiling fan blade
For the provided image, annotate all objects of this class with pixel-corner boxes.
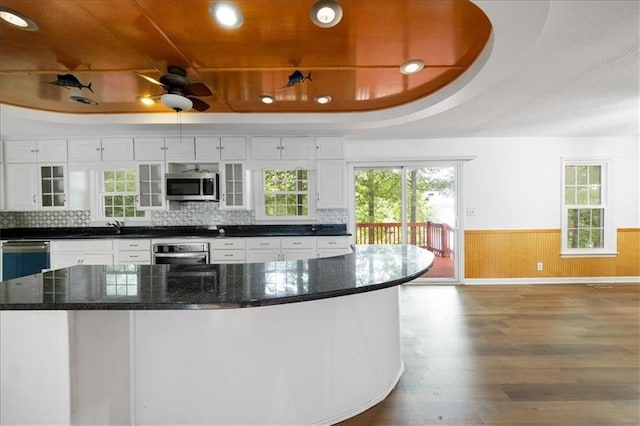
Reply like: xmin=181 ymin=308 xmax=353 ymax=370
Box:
xmin=136 ymin=72 xmax=164 ymax=87
xmin=186 ymin=82 xmax=213 ymax=97
xmin=190 ymin=97 xmax=210 ymax=112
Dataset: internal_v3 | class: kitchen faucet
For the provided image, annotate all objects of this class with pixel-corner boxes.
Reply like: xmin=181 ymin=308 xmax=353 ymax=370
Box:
xmin=107 ymin=219 xmax=123 ymax=233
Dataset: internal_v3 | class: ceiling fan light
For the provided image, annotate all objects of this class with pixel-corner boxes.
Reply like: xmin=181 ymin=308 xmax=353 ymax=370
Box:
xmin=311 ymin=0 xmax=343 ymax=28
xmin=161 ymin=94 xmax=193 ymax=112
xmin=314 ymin=95 xmax=332 ymax=105
xmin=399 ymin=59 xmax=425 ymax=75
xmin=210 ymin=2 xmax=243 ymax=29
xmin=259 ymin=95 xmax=275 ymax=104
xmin=0 ymin=6 xmax=38 ymax=31
xmin=138 ymin=96 xmax=156 ymax=106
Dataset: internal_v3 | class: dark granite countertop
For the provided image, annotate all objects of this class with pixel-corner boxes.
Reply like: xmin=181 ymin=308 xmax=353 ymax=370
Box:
xmin=0 ymin=245 xmax=433 ymax=310
xmin=0 ymin=224 xmax=348 ymax=240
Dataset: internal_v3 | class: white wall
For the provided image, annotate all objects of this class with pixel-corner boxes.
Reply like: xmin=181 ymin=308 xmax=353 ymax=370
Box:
xmin=345 ymin=137 xmax=639 ymax=230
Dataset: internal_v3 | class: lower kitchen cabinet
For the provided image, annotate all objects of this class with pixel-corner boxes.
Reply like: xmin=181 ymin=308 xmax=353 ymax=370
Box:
xmin=246 ymin=237 xmax=317 ymax=262
xmin=316 ymin=236 xmax=351 ymax=258
xmin=50 ymin=240 xmax=114 ymax=270
xmin=114 ymin=239 xmax=151 ymax=265
xmin=210 ymin=238 xmax=246 ymax=264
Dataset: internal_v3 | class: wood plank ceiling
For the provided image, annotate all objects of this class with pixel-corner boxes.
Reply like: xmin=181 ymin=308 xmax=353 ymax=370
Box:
xmin=0 ymin=0 xmax=492 ymax=114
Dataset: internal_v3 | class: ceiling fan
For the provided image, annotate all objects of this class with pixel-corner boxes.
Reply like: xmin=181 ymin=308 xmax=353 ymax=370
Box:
xmin=138 ymin=65 xmax=213 ymax=112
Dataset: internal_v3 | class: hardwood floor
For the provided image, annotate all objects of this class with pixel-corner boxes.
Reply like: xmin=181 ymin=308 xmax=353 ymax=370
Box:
xmin=336 ymin=284 xmax=640 ymax=426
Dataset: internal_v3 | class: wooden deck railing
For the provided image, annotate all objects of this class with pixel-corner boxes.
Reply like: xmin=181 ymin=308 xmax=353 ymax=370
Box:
xmin=355 ymin=221 xmax=454 ymax=257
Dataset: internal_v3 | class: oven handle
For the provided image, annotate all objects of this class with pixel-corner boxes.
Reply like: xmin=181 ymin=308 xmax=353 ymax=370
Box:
xmin=154 ymin=253 xmax=208 ymax=258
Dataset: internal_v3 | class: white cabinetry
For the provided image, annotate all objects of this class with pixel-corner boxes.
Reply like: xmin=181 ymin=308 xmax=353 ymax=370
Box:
xmin=316 ymin=160 xmax=345 ymax=209
xmin=315 ymin=137 xmax=344 ymax=159
xmin=210 ymin=238 xmax=246 ymax=263
xmin=196 ymin=137 xmax=246 ymax=161
xmin=281 ymin=237 xmax=316 ymax=260
xmin=114 ymin=239 xmax=151 ymax=265
xmin=220 ymin=162 xmax=246 ymax=209
xmin=68 ymin=138 xmax=134 ymax=162
xmin=137 ymin=163 xmax=164 ymax=209
xmin=5 ymin=163 xmax=67 ymax=210
xmin=5 ymin=164 xmax=39 ymax=210
xmin=246 ymin=237 xmax=316 ymax=262
xmin=134 ymin=137 xmax=195 ymax=162
xmin=50 ymin=240 xmax=114 ymax=270
xmin=316 ymin=236 xmax=351 ymax=258
xmin=251 ymin=137 xmax=314 ymax=160
xmin=3 ymin=140 xmax=67 ymax=163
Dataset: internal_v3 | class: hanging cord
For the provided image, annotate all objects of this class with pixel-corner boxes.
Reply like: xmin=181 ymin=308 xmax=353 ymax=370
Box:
xmin=176 ymin=110 xmax=183 ymax=143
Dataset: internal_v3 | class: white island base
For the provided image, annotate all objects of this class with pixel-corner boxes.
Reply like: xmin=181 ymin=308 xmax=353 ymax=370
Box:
xmin=1 ymin=286 xmax=402 ymax=425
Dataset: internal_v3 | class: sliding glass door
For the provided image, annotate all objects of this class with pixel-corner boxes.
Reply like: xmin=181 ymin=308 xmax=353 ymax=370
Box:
xmin=353 ymin=164 xmax=458 ymax=281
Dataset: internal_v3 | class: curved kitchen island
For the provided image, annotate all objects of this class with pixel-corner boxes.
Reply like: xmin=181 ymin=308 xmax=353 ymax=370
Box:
xmin=0 ymin=245 xmax=434 ymax=425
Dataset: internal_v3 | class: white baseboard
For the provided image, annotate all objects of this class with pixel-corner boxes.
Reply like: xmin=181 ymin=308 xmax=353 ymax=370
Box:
xmin=464 ymin=276 xmax=640 ymax=285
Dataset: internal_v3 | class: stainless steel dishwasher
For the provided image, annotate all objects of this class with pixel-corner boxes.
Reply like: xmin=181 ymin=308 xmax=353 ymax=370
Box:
xmin=2 ymin=241 xmax=50 ymax=280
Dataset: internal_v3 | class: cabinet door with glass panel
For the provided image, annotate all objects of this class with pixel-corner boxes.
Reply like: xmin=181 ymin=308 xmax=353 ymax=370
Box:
xmin=220 ymin=162 xmax=246 ymax=209
xmin=138 ymin=163 xmax=165 ymax=209
xmin=40 ymin=164 xmax=67 ymax=208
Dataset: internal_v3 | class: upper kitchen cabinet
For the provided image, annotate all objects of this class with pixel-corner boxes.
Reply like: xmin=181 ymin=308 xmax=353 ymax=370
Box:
xmin=134 ymin=137 xmax=195 ymax=162
xmin=316 ymin=160 xmax=345 ymax=209
xmin=315 ymin=137 xmax=344 ymax=159
xmin=250 ymin=137 xmax=314 ymax=160
xmin=4 ymin=140 xmax=67 ymax=163
xmin=68 ymin=138 xmax=134 ymax=162
xmin=5 ymin=163 xmax=67 ymax=210
xmin=195 ymin=137 xmax=246 ymax=161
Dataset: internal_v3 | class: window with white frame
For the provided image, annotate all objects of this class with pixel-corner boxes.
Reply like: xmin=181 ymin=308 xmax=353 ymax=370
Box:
xmin=259 ymin=168 xmax=313 ymax=219
xmin=102 ymin=169 xmax=145 ymax=219
xmin=561 ymin=159 xmax=616 ymax=256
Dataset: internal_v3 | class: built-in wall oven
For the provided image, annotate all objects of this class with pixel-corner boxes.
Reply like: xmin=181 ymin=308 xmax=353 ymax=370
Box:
xmin=153 ymin=242 xmax=209 ymax=265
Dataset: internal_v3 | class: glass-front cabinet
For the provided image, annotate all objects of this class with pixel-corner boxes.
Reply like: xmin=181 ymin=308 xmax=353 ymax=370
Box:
xmin=221 ymin=163 xmax=246 ymax=209
xmin=138 ymin=163 xmax=164 ymax=209
xmin=40 ymin=165 xmax=66 ymax=207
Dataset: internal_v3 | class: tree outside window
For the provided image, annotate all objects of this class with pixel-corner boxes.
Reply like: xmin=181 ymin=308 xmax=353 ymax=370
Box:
xmin=561 ymin=159 xmax=615 ymax=256
xmin=103 ymin=170 xmax=145 ymax=219
xmin=263 ymin=169 xmax=309 ymax=217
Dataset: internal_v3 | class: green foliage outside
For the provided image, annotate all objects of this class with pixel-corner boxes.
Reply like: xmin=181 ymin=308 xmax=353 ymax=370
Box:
xmin=354 ymin=167 xmax=455 ymax=223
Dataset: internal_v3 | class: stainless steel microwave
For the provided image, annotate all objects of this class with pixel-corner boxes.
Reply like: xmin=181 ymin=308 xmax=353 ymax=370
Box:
xmin=166 ymin=172 xmax=219 ymax=201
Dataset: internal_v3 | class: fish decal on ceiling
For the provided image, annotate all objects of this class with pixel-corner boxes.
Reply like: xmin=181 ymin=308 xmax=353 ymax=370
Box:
xmin=282 ymin=70 xmax=312 ymax=88
xmin=46 ymin=74 xmax=94 ymax=93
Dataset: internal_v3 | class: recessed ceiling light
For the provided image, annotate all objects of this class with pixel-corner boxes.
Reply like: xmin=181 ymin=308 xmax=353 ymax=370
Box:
xmin=315 ymin=95 xmax=333 ymax=105
xmin=259 ymin=95 xmax=275 ymax=104
xmin=0 ymin=6 xmax=38 ymax=31
xmin=310 ymin=0 xmax=343 ymax=28
xmin=210 ymin=2 xmax=243 ymax=29
xmin=399 ymin=59 xmax=425 ymax=75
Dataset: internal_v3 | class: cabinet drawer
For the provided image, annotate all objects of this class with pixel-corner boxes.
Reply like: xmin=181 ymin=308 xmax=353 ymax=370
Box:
xmin=51 ymin=239 xmax=113 ymax=252
xmin=281 ymin=237 xmax=315 ymax=249
xmin=211 ymin=250 xmax=246 ymax=262
xmin=117 ymin=250 xmax=151 ymax=263
xmin=316 ymin=237 xmax=349 ymax=249
xmin=247 ymin=238 xmax=281 ymax=250
xmin=115 ymin=239 xmax=151 ymax=251
xmin=212 ymin=238 xmax=246 ymax=250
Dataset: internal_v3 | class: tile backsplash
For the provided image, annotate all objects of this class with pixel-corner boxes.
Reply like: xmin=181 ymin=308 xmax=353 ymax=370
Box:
xmin=0 ymin=205 xmax=347 ymax=228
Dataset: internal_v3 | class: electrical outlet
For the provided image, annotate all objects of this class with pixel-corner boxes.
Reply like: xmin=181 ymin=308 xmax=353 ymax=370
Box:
xmin=537 ymin=262 xmax=543 ymax=271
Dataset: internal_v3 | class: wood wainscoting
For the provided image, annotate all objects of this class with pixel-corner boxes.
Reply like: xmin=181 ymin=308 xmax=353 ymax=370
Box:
xmin=464 ymin=228 xmax=640 ymax=279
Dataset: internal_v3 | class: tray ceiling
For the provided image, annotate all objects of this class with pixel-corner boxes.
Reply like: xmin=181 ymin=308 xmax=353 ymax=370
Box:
xmin=0 ymin=0 xmax=492 ymax=114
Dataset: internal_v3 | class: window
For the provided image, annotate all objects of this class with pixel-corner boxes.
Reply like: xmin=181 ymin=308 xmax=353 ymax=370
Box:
xmin=561 ymin=159 xmax=615 ymax=256
xmin=259 ymin=168 xmax=312 ymax=219
xmin=102 ymin=169 xmax=145 ymax=219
